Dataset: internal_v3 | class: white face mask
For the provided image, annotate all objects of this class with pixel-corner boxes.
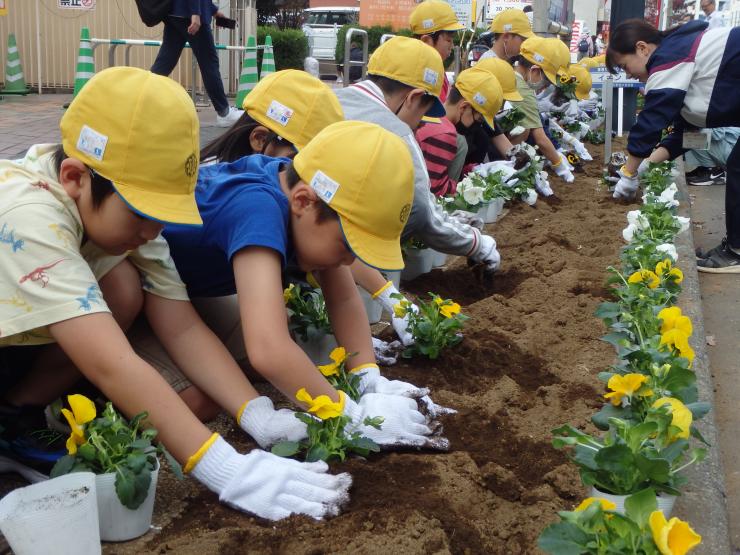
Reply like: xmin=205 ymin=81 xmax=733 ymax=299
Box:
xmin=527 ymin=68 xmax=545 ymax=90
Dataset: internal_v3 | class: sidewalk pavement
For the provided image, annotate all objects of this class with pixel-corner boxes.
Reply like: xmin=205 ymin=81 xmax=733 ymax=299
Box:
xmin=0 ymin=93 xmax=225 ymax=159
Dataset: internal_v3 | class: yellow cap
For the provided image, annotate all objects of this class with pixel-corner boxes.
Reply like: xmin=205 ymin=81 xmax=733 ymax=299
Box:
xmin=577 ymin=56 xmax=599 ymax=70
xmin=490 ymin=8 xmax=534 ymax=38
xmin=61 ymin=67 xmax=201 ymax=225
xmin=410 ymin=0 xmax=465 ymax=34
xmin=562 ymin=64 xmax=592 ymax=100
xmin=453 ymin=68 xmax=504 ymax=130
xmin=243 ymin=70 xmax=344 ymax=151
xmin=367 ymin=36 xmax=446 ymax=117
xmin=520 ymin=36 xmax=567 ymax=86
xmin=472 ymin=57 xmax=522 ymax=101
xmin=293 ymin=121 xmax=414 ymax=271
xmin=551 ymin=38 xmax=572 ymax=72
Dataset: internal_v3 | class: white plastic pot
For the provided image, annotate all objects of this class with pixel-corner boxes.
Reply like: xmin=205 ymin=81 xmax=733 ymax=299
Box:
xmin=590 ymin=486 xmax=677 ymax=516
xmin=475 ymin=201 xmax=492 ymax=223
xmin=295 ymin=333 xmax=338 ymax=365
xmin=0 ymin=472 xmax=101 ymax=555
xmin=96 ymin=459 xmax=159 ymax=542
xmin=487 ymin=197 xmax=505 ymax=223
xmin=401 ymin=248 xmax=434 ymax=282
xmin=432 ymin=250 xmax=448 ymax=268
xmin=358 ymin=286 xmax=382 ymax=324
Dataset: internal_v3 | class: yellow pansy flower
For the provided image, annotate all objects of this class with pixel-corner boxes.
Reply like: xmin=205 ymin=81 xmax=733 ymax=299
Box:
xmin=393 ymin=300 xmax=411 ymax=319
xmin=649 ymin=510 xmax=701 ymax=555
xmin=660 ymin=328 xmax=695 ymax=364
xmin=283 ymin=284 xmax=295 ymax=304
xmin=61 ymin=394 xmax=96 ymax=455
xmin=656 ymin=259 xmax=684 ymax=284
xmin=295 ymin=388 xmax=344 ymax=420
xmin=317 ymin=347 xmax=348 ymax=377
xmin=628 ymin=270 xmax=660 ymax=289
xmin=440 ymin=302 xmax=461 ymax=318
xmin=574 ymin=497 xmax=617 ymax=512
xmin=657 ymin=307 xmax=692 ymax=336
xmin=604 ymin=373 xmax=650 ymax=406
xmin=652 ymin=397 xmax=692 ymax=441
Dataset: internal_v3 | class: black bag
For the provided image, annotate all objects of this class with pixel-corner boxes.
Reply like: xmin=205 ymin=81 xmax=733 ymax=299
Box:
xmin=578 ymin=38 xmax=589 ymax=53
xmin=134 ymin=0 xmax=172 ymax=27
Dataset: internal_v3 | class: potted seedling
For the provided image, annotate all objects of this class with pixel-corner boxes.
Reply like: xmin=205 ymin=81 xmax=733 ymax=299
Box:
xmin=392 ymin=292 xmax=468 ymax=359
xmin=50 ymin=395 xmax=181 ymax=542
xmin=401 ymin=238 xmax=435 ymax=281
xmin=284 ymin=283 xmax=337 ymax=363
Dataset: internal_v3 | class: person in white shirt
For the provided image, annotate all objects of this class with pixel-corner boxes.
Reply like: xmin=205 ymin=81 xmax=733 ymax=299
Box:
xmin=701 ymin=0 xmax=726 ymax=29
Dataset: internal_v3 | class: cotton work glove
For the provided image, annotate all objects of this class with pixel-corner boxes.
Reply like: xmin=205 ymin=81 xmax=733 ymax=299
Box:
xmin=343 ymin=393 xmax=449 ymax=451
xmin=534 ymin=170 xmax=554 ymax=197
xmin=637 ymin=158 xmax=651 ymax=176
xmin=189 ymin=434 xmax=352 ymax=520
xmin=469 ymin=234 xmax=501 ymax=272
xmin=372 ymin=282 xmax=416 ymax=346
xmin=537 ymin=95 xmax=567 ymax=114
xmin=578 ymin=97 xmax=598 ymax=112
xmin=352 ymin=363 xmax=429 ymax=398
xmin=449 ymin=210 xmax=485 ymax=230
xmin=371 ymin=336 xmax=402 ymax=366
xmin=551 ymin=153 xmax=575 ymax=183
xmin=613 ymin=166 xmax=640 ymax=200
xmin=570 ymin=139 xmax=593 ymax=161
xmin=238 ymin=396 xmax=308 ymax=449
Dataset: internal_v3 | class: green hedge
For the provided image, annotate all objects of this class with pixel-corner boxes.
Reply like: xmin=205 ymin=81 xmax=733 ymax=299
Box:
xmin=257 ymin=26 xmax=308 ymax=71
xmin=335 ymin=24 xmax=413 ymax=65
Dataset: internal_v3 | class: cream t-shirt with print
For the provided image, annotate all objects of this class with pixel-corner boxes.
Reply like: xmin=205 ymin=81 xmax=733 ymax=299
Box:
xmin=0 ymin=144 xmax=189 ymax=347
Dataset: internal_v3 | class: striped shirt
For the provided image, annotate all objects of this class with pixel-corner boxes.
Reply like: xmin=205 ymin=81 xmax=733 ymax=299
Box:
xmin=415 ymin=118 xmax=459 ymax=197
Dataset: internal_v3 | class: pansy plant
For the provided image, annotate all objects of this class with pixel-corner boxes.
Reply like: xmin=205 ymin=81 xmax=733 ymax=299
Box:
xmin=284 ymin=283 xmax=332 ymax=343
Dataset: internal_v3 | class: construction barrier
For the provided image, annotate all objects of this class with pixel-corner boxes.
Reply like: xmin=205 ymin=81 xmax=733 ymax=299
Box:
xmin=2 ymin=33 xmax=30 ymax=95
xmin=235 ymin=35 xmax=258 ymax=109
xmin=73 ymin=27 xmax=95 ymax=98
xmin=260 ymin=35 xmax=275 ymax=79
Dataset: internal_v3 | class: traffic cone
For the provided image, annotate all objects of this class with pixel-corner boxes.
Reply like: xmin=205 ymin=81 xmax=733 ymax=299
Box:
xmin=2 ymin=34 xmax=30 ymax=95
xmin=235 ymin=36 xmax=258 ymax=109
xmin=73 ymin=27 xmax=95 ymax=98
xmin=260 ymin=35 xmax=275 ymax=78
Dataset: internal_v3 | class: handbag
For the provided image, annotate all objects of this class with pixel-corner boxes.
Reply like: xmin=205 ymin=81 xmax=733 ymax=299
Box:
xmin=134 ymin=0 xmax=172 ymax=27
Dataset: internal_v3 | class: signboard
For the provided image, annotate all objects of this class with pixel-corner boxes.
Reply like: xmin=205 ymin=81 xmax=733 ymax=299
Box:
xmin=486 ymin=0 xmax=531 ymax=18
xmin=590 ymin=68 xmax=642 ymax=89
xmin=359 ymin=0 xmax=416 ymax=29
xmin=58 ymin=0 xmax=95 ymax=9
xmin=569 ymin=19 xmax=583 ymax=53
xmin=447 ymin=0 xmax=474 ymax=28
xmin=0 ymin=0 xmax=7 ymax=16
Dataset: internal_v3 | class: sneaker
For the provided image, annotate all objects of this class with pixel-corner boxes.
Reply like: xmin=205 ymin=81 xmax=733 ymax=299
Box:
xmin=215 ymin=106 xmax=243 ymax=128
xmin=686 ymin=167 xmax=713 ymax=186
xmin=695 ymin=237 xmax=726 ymax=259
xmin=697 ymin=239 xmax=740 ymax=273
xmin=710 ymin=168 xmax=726 ymax=185
xmin=0 ymin=403 xmax=66 ymax=474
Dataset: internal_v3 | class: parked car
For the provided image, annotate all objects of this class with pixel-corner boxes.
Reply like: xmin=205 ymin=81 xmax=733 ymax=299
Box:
xmin=302 ymin=7 xmax=359 ymax=78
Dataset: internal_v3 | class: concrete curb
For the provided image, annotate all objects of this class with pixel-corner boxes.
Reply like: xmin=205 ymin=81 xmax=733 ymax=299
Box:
xmin=671 ymin=161 xmax=731 ymax=555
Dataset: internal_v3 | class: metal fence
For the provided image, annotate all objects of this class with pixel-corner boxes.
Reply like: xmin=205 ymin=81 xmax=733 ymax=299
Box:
xmin=0 ymin=0 xmax=256 ymax=94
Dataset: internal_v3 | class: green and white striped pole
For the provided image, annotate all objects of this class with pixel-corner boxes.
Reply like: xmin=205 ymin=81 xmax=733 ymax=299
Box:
xmin=260 ymin=35 xmax=275 ymax=78
xmin=73 ymin=27 xmax=95 ymax=98
xmin=2 ymin=33 xmax=30 ymax=95
xmin=235 ymin=35 xmax=258 ymax=109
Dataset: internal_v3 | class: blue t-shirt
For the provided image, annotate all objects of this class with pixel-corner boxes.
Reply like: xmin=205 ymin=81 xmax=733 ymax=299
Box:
xmin=163 ymin=155 xmax=292 ymax=297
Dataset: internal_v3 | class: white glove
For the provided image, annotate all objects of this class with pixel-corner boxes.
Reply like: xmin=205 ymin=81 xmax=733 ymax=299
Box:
xmin=470 ymin=234 xmax=500 ymax=272
xmin=373 ymin=282 xmax=416 ymax=346
xmin=537 ymin=95 xmax=567 ymax=114
xmin=371 ymin=336 xmax=402 ymax=366
xmin=191 ymin=435 xmax=352 ymax=520
xmin=571 ymin=139 xmax=593 ymax=161
xmin=578 ymin=97 xmax=598 ymax=112
xmin=552 ymin=153 xmax=575 ymax=183
xmin=343 ymin=393 xmax=449 ymax=450
xmin=417 ymin=395 xmax=457 ymax=420
xmin=565 ymin=99 xmax=580 ymax=118
xmin=474 ymin=159 xmax=517 ymax=181
xmin=449 ymin=209 xmax=485 ymax=230
xmin=239 ymin=396 xmax=308 ymax=449
xmin=534 ymin=170 xmax=554 ymax=197
xmin=637 ymin=159 xmax=650 ymax=176
xmin=355 ymin=364 xmax=429 ymax=398
xmin=613 ymin=167 xmax=640 ymax=200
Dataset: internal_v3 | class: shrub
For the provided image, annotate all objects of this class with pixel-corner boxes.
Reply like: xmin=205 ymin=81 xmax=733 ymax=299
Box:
xmin=335 ymin=24 xmax=413 ymax=65
xmin=257 ymin=26 xmax=308 ymax=70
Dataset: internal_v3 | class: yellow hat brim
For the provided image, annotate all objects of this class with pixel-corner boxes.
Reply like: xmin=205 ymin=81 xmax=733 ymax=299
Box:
xmin=519 ymin=28 xmax=535 ymax=38
xmin=440 ymin=21 xmax=465 ymax=31
xmin=112 ymin=181 xmax=202 ymax=226
xmin=340 ymin=217 xmax=404 ymax=271
xmin=574 ymin=89 xmax=590 ymax=100
xmin=503 ymin=90 xmax=523 ymax=101
xmin=543 ymin=68 xmax=560 ymax=86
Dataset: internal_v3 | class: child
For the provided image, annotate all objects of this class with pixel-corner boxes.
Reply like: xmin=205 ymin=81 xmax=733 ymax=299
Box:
xmin=480 ymin=8 xmax=534 ymax=62
xmin=605 ymin=18 xmax=740 ymax=272
xmin=0 ymin=67 xmax=353 ymax=520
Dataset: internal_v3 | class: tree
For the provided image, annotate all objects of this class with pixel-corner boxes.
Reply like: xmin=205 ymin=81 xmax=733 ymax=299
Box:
xmin=256 ymin=0 xmax=308 ymax=29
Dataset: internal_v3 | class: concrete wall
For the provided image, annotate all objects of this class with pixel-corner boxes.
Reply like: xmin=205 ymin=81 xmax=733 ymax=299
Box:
xmin=572 ymin=0 xmax=599 ymax=32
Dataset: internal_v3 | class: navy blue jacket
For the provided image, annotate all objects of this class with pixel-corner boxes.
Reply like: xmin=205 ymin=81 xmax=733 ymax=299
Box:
xmin=170 ymin=0 xmax=218 ymax=26
xmin=627 ymin=21 xmax=740 ymax=158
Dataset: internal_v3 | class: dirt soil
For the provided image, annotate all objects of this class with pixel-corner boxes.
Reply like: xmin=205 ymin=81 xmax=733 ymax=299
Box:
xmin=105 ymin=143 xmax=633 ymax=555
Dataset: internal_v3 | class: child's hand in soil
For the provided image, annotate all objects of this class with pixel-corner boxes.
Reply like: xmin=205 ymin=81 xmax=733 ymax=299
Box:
xmin=190 ymin=435 xmax=352 ymax=520
xmin=372 ymin=336 xmax=403 ymax=366
xmin=469 ymin=234 xmax=501 ymax=273
xmin=355 ymin=364 xmax=429 ymax=398
xmin=373 ymin=282 xmax=417 ymax=346
xmin=239 ymin=396 xmax=308 ymax=449
xmin=343 ymin=393 xmax=450 ymax=451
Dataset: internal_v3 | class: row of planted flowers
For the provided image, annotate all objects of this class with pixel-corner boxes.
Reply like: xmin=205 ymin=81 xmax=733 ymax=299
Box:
xmin=538 ymin=162 xmax=705 ymax=554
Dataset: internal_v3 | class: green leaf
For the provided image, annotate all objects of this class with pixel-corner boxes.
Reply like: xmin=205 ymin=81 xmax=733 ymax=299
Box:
xmin=595 ymin=444 xmax=634 ymax=473
xmin=685 ymin=402 xmax=711 ymax=420
xmin=77 ymin=443 xmax=97 ymax=462
xmin=634 ymin=454 xmax=671 ymax=483
xmin=348 ymin=436 xmax=380 ymax=453
xmin=50 ymin=454 xmax=76 ymax=478
xmin=601 ymin=332 xmax=631 ymax=348
xmin=592 ymin=404 xmax=632 ymax=431
xmin=537 ymin=522 xmax=591 ymax=554
xmin=114 ymin=467 xmax=136 ymax=509
xmin=271 ymin=441 xmax=301 ymax=458
xmin=306 ymin=444 xmax=330 ymax=462
xmin=126 ymin=453 xmax=147 ymax=474
xmin=624 ymin=488 xmax=657 ymax=527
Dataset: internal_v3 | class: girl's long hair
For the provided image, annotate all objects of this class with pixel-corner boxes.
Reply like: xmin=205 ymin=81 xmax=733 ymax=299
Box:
xmin=200 ymin=112 xmax=261 ymax=163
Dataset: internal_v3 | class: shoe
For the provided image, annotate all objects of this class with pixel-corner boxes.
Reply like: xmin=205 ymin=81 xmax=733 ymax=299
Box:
xmin=215 ymin=106 xmax=243 ymax=128
xmin=695 ymin=237 xmax=727 ymax=259
xmin=0 ymin=403 xmax=66 ymax=474
xmin=697 ymin=239 xmax=740 ymax=273
xmin=710 ymin=168 xmax=726 ymax=185
xmin=686 ymin=167 xmax=713 ymax=186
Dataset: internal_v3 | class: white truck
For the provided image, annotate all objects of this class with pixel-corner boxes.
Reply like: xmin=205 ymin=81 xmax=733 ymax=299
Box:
xmin=302 ymin=7 xmax=359 ymax=79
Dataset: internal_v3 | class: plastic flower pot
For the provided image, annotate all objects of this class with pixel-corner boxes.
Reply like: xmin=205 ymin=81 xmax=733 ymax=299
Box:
xmin=475 ymin=201 xmax=493 ymax=223
xmin=432 ymin=250 xmax=448 ymax=268
xmin=487 ymin=197 xmax=505 ymax=223
xmin=590 ymin=486 xmax=677 ymax=517
xmin=0 ymin=472 xmax=101 ymax=555
xmin=295 ymin=333 xmax=338 ymax=365
xmin=95 ymin=459 xmax=159 ymax=542
xmin=358 ymin=286 xmax=382 ymax=324
xmin=401 ymin=248 xmax=434 ymax=282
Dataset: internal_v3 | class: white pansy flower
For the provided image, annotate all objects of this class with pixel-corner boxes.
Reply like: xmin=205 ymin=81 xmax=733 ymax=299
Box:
xmin=656 ymin=243 xmax=678 ymax=261
xmin=676 ymin=216 xmax=690 ymax=233
xmin=626 ymin=210 xmax=649 ymax=230
xmin=510 ymin=125 xmax=526 ymax=136
xmin=622 ymin=224 xmax=637 ymax=242
xmin=523 ymin=188 xmax=538 ymax=205
xmin=462 ymin=185 xmax=485 ymax=206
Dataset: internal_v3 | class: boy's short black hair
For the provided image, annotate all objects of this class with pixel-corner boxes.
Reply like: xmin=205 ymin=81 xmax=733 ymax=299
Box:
xmin=366 ymin=74 xmax=436 ymax=111
xmin=447 ymin=85 xmax=464 ymax=104
xmin=419 ymin=30 xmax=455 ymax=45
xmin=284 ymin=162 xmax=338 ymax=224
xmin=52 ymin=144 xmax=116 ymax=209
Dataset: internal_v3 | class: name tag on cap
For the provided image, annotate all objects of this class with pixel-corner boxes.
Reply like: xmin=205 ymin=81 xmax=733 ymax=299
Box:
xmin=503 ymin=23 xmax=513 ymax=31
xmin=473 ymin=92 xmax=487 ymax=106
xmin=77 ymin=125 xmax=108 ymax=161
xmin=310 ymin=170 xmax=340 ymax=204
xmin=423 ymin=68 xmax=439 ymax=87
xmin=682 ymin=130 xmax=710 ymax=150
xmin=422 ymin=18 xmax=434 ymax=29
xmin=266 ymin=100 xmax=294 ymax=127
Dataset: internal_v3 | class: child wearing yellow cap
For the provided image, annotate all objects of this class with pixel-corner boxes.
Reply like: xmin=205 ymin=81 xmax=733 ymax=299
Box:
xmin=480 ymin=8 xmax=535 ymax=62
xmin=335 ymin=36 xmax=502 ymax=345
xmin=0 ymin=67 xmax=355 ymax=520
